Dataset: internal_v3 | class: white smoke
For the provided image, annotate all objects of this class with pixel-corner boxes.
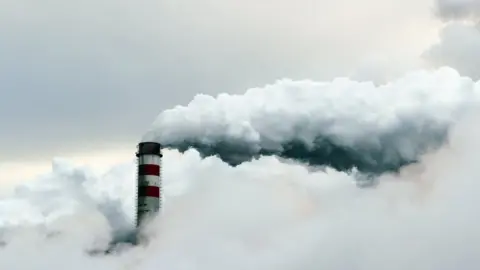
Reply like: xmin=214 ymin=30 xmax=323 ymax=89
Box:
xmin=3 ymin=106 xmax=480 ymax=268
xmin=143 ymin=67 xmax=480 ymax=172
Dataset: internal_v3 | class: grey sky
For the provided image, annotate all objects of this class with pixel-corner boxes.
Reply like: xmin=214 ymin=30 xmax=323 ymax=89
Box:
xmin=434 ymin=0 xmax=480 ymax=20
xmin=0 ymin=0 xmax=462 ymax=164
xmin=423 ymin=0 xmax=480 ymax=80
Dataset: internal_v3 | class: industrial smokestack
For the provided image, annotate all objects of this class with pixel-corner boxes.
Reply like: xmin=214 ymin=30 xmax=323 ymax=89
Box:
xmin=136 ymin=142 xmax=162 ymax=228
xmin=85 ymin=143 xmax=163 ymax=255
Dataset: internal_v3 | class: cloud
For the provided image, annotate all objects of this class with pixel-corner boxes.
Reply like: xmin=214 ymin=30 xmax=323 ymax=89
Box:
xmin=423 ymin=0 xmax=480 ymax=79
xmin=2 ymin=106 xmax=480 ymax=268
xmin=434 ymin=0 xmax=480 ymax=20
xmin=423 ymin=23 xmax=480 ymax=80
xmin=143 ymin=67 xmax=479 ymax=174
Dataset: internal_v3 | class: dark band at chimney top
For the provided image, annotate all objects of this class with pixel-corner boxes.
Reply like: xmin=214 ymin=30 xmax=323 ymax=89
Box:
xmin=136 ymin=142 xmax=163 ymax=157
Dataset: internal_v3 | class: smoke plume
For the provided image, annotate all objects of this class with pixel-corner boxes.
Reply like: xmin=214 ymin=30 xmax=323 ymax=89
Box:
xmin=2 ymin=67 xmax=480 ymax=269
xmin=143 ymin=67 xmax=479 ymax=174
xmin=3 ymin=108 xmax=480 ymax=268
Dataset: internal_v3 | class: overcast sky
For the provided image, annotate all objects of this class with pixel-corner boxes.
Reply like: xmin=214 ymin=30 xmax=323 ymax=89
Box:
xmin=1 ymin=0 xmax=478 ymax=181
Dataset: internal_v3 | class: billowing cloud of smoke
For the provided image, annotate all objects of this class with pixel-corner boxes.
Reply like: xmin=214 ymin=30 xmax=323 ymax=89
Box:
xmin=423 ymin=0 xmax=480 ymax=79
xmin=2 ymin=107 xmax=480 ymax=269
xmin=0 ymin=158 xmax=137 ymax=251
xmin=143 ymin=67 xmax=480 ymax=175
